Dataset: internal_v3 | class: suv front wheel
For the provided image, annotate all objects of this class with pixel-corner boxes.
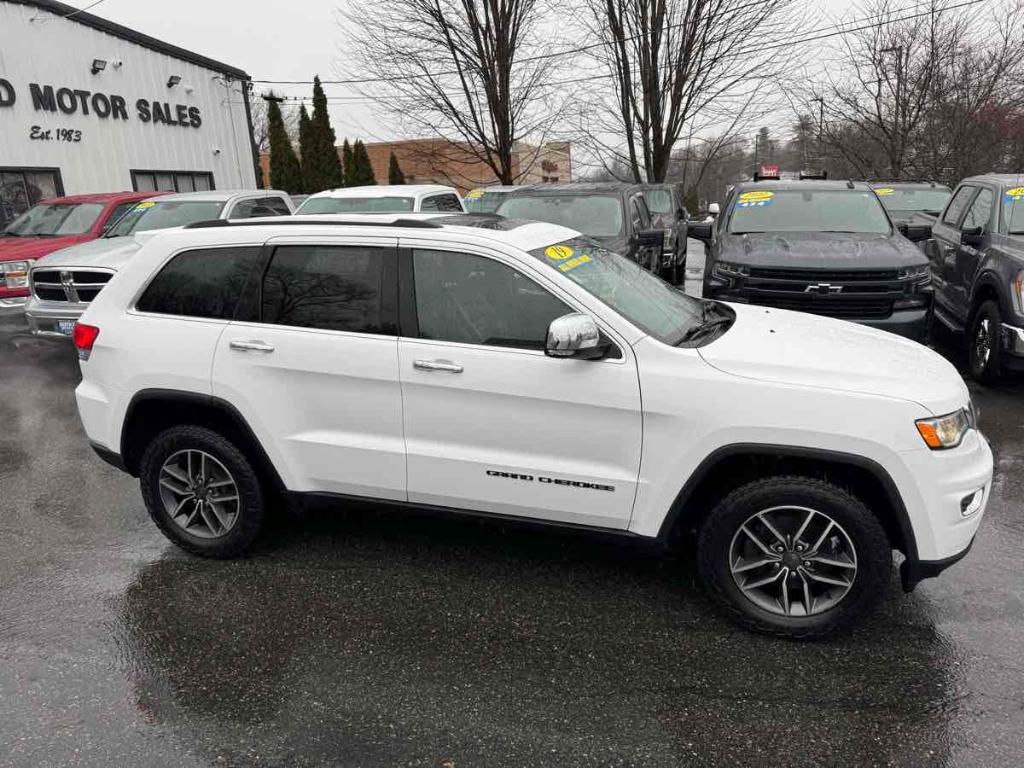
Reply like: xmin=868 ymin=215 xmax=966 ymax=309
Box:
xmin=139 ymin=425 xmax=266 ymax=558
xmin=968 ymin=300 xmax=1004 ymax=383
xmin=698 ymin=476 xmax=891 ymax=638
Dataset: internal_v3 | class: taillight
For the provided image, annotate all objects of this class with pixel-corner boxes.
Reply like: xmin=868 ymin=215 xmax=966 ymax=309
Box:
xmin=73 ymin=323 xmax=100 ymax=360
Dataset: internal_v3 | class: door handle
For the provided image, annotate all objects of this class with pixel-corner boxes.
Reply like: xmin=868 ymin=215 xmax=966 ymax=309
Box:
xmin=413 ymin=359 xmax=463 ymax=373
xmin=229 ymin=340 xmax=275 ymax=353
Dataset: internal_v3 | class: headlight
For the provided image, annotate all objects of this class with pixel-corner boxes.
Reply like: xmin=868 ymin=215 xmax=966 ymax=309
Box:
xmin=714 ymin=260 xmax=749 ymax=277
xmin=915 ymin=409 xmax=971 ymax=450
xmin=1012 ymin=271 xmax=1023 ymax=313
xmin=0 ymin=260 xmax=30 ymax=289
xmin=898 ymin=264 xmax=930 ymax=281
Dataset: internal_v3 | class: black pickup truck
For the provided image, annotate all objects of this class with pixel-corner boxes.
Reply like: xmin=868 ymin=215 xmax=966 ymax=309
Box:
xmin=869 ymin=181 xmax=952 ymax=227
xmin=690 ymin=179 xmax=933 ymax=340
xmin=925 ymin=174 xmax=1024 ymax=381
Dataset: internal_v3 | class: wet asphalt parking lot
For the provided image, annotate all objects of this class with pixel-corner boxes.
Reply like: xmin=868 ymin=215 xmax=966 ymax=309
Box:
xmin=0 ymin=308 xmax=1022 ymax=768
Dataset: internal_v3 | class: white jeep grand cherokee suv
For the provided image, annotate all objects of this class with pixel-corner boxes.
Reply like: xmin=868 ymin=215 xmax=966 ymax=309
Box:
xmin=72 ymin=215 xmax=992 ymax=637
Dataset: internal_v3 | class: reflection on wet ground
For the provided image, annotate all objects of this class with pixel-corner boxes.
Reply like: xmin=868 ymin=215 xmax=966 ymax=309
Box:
xmin=0 ymin=311 xmax=1021 ymax=766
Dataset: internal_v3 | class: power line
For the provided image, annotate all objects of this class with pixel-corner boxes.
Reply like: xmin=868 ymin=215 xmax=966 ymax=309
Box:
xmin=30 ymin=0 xmax=108 ymax=23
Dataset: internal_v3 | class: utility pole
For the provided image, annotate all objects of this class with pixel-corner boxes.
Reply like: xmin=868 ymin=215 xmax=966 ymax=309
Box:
xmin=880 ymin=46 xmax=904 ymax=177
xmin=811 ymin=97 xmax=824 ymax=157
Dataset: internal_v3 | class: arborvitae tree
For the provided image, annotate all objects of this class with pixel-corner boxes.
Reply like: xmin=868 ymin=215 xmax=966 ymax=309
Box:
xmin=303 ymin=76 xmax=344 ymax=192
xmin=266 ymin=94 xmax=303 ymax=194
xmin=297 ymin=104 xmax=312 ymax=194
xmin=387 ymin=152 xmax=405 ymax=184
xmin=351 ymin=139 xmax=377 ymax=185
xmin=342 ymin=139 xmax=355 ymax=187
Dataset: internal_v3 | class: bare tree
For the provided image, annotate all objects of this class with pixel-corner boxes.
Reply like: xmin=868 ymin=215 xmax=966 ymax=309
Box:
xmin=341 ymin=0 xmax=556 ymax=185
xmin=576 ymin=0 xmax=797 ymax=183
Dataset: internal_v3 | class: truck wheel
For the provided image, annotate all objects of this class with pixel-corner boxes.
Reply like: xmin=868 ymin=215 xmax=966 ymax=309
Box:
xmin=968 ymin=300 xmax=1004 ymax=383
xmin=697 ymin=476 xmax=891 ymax=638
xmin=139 ymin=425 xmax=266 ymax=558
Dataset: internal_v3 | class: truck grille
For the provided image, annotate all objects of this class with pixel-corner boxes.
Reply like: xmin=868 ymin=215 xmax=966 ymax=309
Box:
xmin=31 ymin=269 xmax=113 ymax=304
xmin=756 ymin=297 xmax=894 ymax=319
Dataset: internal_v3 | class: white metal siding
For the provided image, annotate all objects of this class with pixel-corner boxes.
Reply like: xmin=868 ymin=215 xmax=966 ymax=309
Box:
xmin=0 ymin=1 xmax=256 ymax=193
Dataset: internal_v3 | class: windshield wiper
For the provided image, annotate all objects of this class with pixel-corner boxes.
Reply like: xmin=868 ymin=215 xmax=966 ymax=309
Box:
xmin=731 ymin=230 xmax=765 ymax=235
xmin=678 ymin=316 xmax=732 ymax=343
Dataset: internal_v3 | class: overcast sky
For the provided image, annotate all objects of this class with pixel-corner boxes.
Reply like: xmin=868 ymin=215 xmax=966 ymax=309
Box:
xmin=62 ymin=0 xmax=862 ymax=147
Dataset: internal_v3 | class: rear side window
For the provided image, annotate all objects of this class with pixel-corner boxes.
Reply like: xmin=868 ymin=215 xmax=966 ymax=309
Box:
xmin=230 ymin=198 xmax=290 ymax=219
xmin=942 ymin=186 xmax=976 ymax=226
xmin=259 ymin=197 xmax=293 ymax=216
xmin=137 ymin=247 xmax=262 ymax=319
xmin=421 ymin=194 xmax=462 ymax=212
xmin=261 ymin=245 xmax=393 ymax=334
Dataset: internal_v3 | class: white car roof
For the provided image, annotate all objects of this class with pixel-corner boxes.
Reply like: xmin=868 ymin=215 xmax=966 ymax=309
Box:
xmin=145 ymin=190 xmax=289 ymax=204
xmin=304 ymin=185 xmax=459 ymax=200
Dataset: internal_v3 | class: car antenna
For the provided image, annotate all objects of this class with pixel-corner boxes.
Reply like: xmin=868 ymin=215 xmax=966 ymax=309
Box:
xmin=847 ymin=180 xmax=855 ymax=189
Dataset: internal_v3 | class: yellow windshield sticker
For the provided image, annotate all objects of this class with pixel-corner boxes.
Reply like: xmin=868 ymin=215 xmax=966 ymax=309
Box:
xmin=558 ymin=254 xmax=591 ymax=272
xmin=737 ymin=190 xmax=774 ymax=208
xmin=874 ymin=187 xmax=895 ymax=196
xmin=465 ymin=189 xmax=484 ymax=199
xmin=134 ymin=201 xmax=156 ymax=210
xmin=1004 ymin=187 xmax=1024 ymax=201
xmin=546 ymin=244 xmax=575 ymax=260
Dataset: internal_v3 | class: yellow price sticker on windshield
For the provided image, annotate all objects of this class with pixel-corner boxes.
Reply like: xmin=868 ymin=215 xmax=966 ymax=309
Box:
xmin=874 ymin=187 xmax=895 ymax=196
xmin=546 ymin=244 xmax=575 ymax=260
xmin=465 ymin=189 xmax=484 ymax=199
xmin=1005 ymin=187 xmax=1024 ymax=201
xmin=737 ymin=190 xmax=774 ymax=203
xmin=134 ymin=201 xmax=156 ymax=210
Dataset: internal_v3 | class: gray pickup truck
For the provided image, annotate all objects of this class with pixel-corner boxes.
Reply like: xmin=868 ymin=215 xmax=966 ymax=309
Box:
xmin=925 ymin=174 xmax=1024 ymax=381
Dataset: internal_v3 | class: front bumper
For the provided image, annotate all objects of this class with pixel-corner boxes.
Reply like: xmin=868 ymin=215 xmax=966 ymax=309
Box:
xmin=901 ymin=536 xmax=975 ymax=592
xmin=24 ymin=296 xmax=87 ymax=338
xmin=858 ymin=307 xmax=929 ymax=342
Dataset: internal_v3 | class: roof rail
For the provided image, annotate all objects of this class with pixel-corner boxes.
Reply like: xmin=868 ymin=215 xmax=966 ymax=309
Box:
xmin=184 ymin=217 xmax=443 ymax=230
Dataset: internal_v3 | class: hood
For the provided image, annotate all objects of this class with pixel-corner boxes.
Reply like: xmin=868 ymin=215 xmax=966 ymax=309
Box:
xmin=30 ymin=231 xmax=161 ymax=271
xmin=718 ymin=231 xmax=924 ymax=269
xmin=699 ymin=303 xmax=968 ymax=415
xmin=0 ymin=234 xmax=87 ymax=262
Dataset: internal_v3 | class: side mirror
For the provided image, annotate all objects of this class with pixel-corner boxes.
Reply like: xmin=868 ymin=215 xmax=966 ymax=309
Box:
xmin=689 ymin=222 xmax=714 ymax=242
xmin=545 ymin=313 xmax=607 ymax=360
xmin=708 ymin=202 xmax=721 ymax=217
xmin=961 ymin=226 xmax=984 ymax=247
xmin=636 ymin=228 xmax=665 ymax=249
xmin=900 ymin=222 xmax=932 ymax=243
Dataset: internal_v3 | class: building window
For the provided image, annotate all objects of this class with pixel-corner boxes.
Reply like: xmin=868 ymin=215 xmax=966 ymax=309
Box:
xmin=0 ymin=167 xmax=64 ymax=230
xmin=131 ymin=170 xmax=215 ymax=194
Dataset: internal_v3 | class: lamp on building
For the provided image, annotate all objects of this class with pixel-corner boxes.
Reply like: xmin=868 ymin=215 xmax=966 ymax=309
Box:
xmin=90 ymin=59 xmax=107 ymax=75
xmin=167 ymin=75 xmax=182 ymax=88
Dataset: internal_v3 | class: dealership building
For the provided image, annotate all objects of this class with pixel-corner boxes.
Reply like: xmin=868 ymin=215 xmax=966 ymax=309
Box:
xmin=0 ymin=0 xmax=257 ymax=228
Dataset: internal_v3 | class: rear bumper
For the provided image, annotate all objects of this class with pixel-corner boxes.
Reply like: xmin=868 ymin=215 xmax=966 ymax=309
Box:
xmin=90 ymin=441 xmax=129 ymax=473
xmin=24 ymin=296 xmax=86 ymax=337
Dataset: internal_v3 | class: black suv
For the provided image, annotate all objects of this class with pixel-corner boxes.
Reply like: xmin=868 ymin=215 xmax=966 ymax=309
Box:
xmin=868 ymin=181 xmax=952 ymax=227
xmin=690 ymin=179 xmax=933 ymax=340
xmin=928 ymin=174 xmax=1024 ymax=381
xmin=639 ymin=183 xmax=689 ymax=283
xmin=495 ymin=184 xmax=666 ymax=273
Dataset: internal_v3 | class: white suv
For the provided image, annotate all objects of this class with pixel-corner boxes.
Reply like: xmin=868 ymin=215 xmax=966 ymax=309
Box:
xmin=73 ymin=215 xmax=992 ymax=637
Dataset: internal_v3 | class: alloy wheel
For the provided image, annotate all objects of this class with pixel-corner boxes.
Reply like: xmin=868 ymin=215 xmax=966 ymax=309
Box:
xmin=158 ymin=450 xmax=241 ymax=539
xmin=729 ymin=505 xmax=858 ymax=617
xmin=973 ymin=317 xmax=992 ymax=369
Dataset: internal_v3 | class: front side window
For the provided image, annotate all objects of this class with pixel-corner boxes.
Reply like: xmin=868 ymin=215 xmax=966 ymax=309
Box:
xmin=136 ymin=247 xmax=261 ymax=319
xmin=297 ymin=196 xmax=415 ymax=214
xmin=2 ymin=202 xmax=105 ymax=236
xmin=412 ymin=249 xmax=571 ymax=349
xmin=727 ymin=189 xmax=891 ymax=234
xmin=529 ymin=237 xmax=704 ymax=345
xmin=942 ymin=186 xmax=976 ymax=226
xmin=496 ymin=194 xmax=624 ymax=238
xmin=262 ymin=245 xmax=391 ymax=334
xmin=643 ymin=189 xmax=673 ymax=215
xmin=106 ymin=200 xmax=226 ymax=237
xmin=962 ymin=188 xmax=994 ymax=232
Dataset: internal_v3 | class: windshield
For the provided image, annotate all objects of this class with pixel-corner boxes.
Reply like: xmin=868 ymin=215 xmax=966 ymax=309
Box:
xmin=643 ymin=189 xmax=673 ymax=215
xmin=2 ymin=203 xmax=105 ymax=237
xmin=106 ymin=200 xmax=226 ymax=237
xmin=1003 ymin=186 xmax=1024 ymax=234
xmin=873 ymin=186 xmax=951 ymax=213
xmin=529 ymin=237 xmax=704 ymax=345
xmin=463 ymin=190 xmax=508 ymax=214
xmin=297 ymin=196 xmax=415 ymax=214
xmin=497 ymin=195 xmax=624 ymax=238
xmin=727 ymin=189 xmax=891 ymax=234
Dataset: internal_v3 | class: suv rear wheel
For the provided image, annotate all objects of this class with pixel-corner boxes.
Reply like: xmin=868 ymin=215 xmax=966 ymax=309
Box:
xmin=968 ymin=300 xmax=1004 ymax=383
xmin=139 ymin=425 xmax=266 ymax=558
xmin=697 ymin=476 xmax=891 ymax=638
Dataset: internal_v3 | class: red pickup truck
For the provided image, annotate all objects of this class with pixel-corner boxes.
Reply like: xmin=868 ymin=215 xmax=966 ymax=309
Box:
xmin=0 ymin=191 xmax=165 ymax=307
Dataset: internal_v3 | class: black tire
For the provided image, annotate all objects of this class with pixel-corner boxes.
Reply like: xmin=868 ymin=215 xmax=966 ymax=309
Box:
xmin=968 ymin=300 xmax=1004 ymax=384
xmin=139 ymin=425 xmax=266 ymax=558
xmin=697 ymin=476 xmax=891 ymax=639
